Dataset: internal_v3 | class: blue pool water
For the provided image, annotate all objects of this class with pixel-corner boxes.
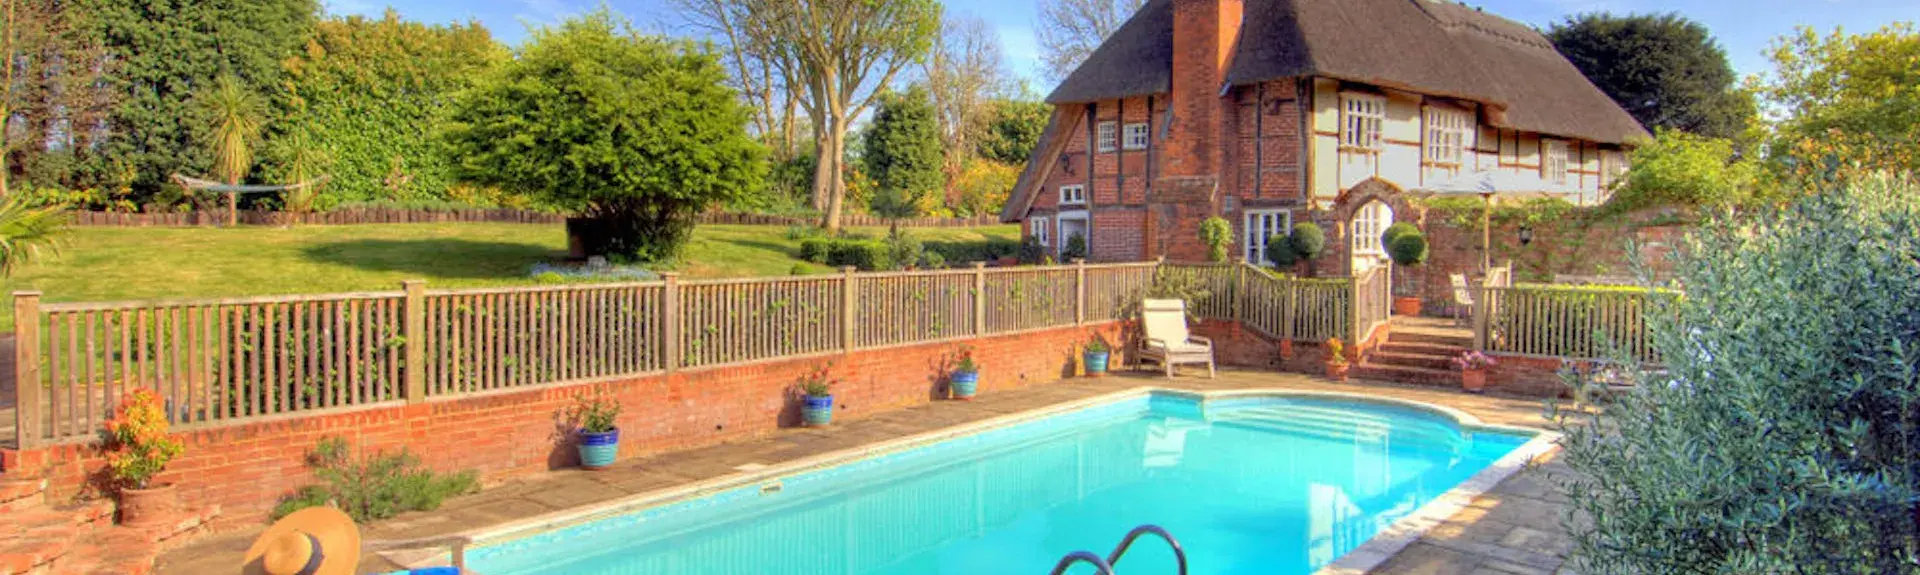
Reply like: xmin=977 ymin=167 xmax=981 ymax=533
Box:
xmin=469 ymin=394 xmax=1530 ymax=575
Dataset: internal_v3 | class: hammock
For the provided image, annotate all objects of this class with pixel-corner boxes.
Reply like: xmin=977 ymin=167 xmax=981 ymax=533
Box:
xmin=170 ymin=174 xmax=331 ymax=226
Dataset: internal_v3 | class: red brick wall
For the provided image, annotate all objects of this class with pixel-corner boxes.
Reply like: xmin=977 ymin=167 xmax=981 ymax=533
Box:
xmin=3 ymin=323 xmax=1133 ymax=526
xmin=1092 ymin=210 xmax=1147 ymax=262
xmin=1482 ymin=355 xmax=1576 ymax=398
xmin=1410 ymin=207 xmax=1686 ymax=311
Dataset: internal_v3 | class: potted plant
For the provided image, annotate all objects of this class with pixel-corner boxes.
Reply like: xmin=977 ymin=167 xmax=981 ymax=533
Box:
xmin=1452 ymin=351 xmax=1498 ymax=393
xmin=570 ymin=392 xmax=623 ymax=470
xmin=106 ymin=387 xmax=185 ymax=527
xmin=1324 ymin=338 xmax=1350 ymax=381
xmin=1383 ymin=223 xmax=1429 ymax=316
xmin=1083 ymin=335 xmax=1112 ymax=377
xmin=797 ymin=363 xmax=839 ymax=426
xmin=950 ymin=346 xmax=980 ymax=400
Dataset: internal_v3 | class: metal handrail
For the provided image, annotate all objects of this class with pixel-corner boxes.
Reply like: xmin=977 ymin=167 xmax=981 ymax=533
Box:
xmin=1105 ymin=524 xmax=1189 ymax=575
xmin=1049 ymin=550 xmax=1116 ymax=575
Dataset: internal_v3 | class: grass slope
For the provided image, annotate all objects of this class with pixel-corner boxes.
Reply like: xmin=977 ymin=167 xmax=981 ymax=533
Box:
xmin=0 ymin=223 xmax=1018 ymax=329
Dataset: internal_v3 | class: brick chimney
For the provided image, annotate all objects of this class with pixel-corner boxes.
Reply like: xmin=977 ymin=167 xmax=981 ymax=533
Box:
xmin=1159 ymin=0 xmax=1243 ymax=180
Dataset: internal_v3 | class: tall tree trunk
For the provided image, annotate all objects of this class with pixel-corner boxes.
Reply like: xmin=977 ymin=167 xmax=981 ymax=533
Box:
xmin=0 ymin=103 xmax=10 ymax=198
xmin=810 ymin=127 xmax=831 ymax=212
xmin=819 ymin=113 xmax=851 ymax=233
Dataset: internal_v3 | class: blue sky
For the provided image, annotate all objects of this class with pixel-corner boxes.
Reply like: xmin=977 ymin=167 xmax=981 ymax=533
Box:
xmin=332 ymin=0 xmax=1916 ymax=86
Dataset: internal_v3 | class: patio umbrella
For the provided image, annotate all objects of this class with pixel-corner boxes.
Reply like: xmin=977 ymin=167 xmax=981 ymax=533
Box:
xmin=1420 ymin=169 xmax=1555 ymax=273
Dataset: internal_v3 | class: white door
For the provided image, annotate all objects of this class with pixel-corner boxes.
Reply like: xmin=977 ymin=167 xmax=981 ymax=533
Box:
xmin=1058 ymin=215 xmax=1089 ymax=259
xmin=1349 ymin=201 xmax=1393 ymax=273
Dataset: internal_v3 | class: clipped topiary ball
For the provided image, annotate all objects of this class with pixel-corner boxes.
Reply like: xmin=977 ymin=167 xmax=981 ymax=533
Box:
xmin=1289 ymin=222 xmax=1327 ymax=260
xmin=1264 ymin=234 xmax=1299 ymax=267
xmin=1387 ymin=231 xmax=1430 ymax=267
xmin=1381 ymin=222 xmax=1420 ymax=251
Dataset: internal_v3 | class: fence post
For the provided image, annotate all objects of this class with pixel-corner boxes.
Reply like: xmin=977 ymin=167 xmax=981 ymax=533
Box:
xmin=1282 ymin=279 xmax=1296 ymax=342
xmin=1472 ymin=284 xmax=1490 ymax=351
xmin=13 ymin=291 xmax=40 ymax=448
xmin=661 ymin=273 xmax=680 ymax=372
xmin=1231 ymin=258 xmax=1247 ymax=324
xmin=972 ymin=262 xmax=987 ymax=335
xmin=401 ymin=281 xmax=426 ymax=403
xmin=841 ymin=267 xmax=858 ymax=352
xmin=1348 ymin=275 xmax=1363 ymax=347
xmin=1073 ymin=259 xmax=1087 ymax=325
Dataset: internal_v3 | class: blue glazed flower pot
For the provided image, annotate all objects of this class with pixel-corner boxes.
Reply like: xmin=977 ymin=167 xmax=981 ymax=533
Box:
xmin=803 ymin=394 xmax=835 ymax=426
xmin=1084 ymin=351 xmax=1110 ymax=376
xmin=950 ymin=370 xmax=979 ymax=400
xmin=577 ymin=428 xmax=619 ymax=470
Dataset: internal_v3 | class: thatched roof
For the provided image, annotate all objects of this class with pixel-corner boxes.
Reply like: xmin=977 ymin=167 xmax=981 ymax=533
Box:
xmin=1001 ymin=105 xmax=1082 ymax=222
xmin=1047 ymin=0 xmax=1648 ymax=145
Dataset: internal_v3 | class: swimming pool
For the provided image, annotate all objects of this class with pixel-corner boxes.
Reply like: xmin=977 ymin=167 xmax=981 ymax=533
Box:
xmin=465 ymin=391 xmax=1540 ymax=575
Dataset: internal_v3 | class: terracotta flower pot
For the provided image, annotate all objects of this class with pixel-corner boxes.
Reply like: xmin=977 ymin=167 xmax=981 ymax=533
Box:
xmin=1325 ymin=363 xmax=1350 ymax=382
xmin=1393 ymin=297 xmax=1423 ymax=316
xmin=1461 ymin=369 xmax=1488 ymax=393
xmin=119 ymin=483 xmax=180 ymax=527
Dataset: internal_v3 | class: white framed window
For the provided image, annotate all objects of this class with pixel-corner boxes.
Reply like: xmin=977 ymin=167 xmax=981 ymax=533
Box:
xmin=1096 ymin=121 xmax=1118 ymax=153
xmin=1351 ymin=202 xmax=1392 ymax=255
xmin=1600 ymin=149 xmax=1627 ymax=189
xmin=1030 ymin=216 xmax=1051 ymax=246
xmin=1122 ymin=122 xmax=1150 ymax=151
xmin=1244 ymin=209 xmax=1293 ymax=265
xmin=1058 ymin=184 xmax=1086 ymax=205
xmin=1423 ymin=106 xmax=1469 ymax=166
xmin=1339 ymin=94 xmax=1385 ymax=153
xmin=1544 ymin=140 xmax=1569 ymax=187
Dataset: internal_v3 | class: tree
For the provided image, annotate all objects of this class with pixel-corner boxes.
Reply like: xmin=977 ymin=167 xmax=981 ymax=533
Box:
xmin=949 ymin=160 xmax=1018 ymax=217
xmin=731 ymin=0 xmax=942 ymax=232
xmin=81 ymin=0 xmax=317 ymax=199
xmin=195 ymin=74 xmax=267 ymax=219
xmin=1547 ymin=13 xmax=1753 ymax=140
xmin=673 ymin=0 xmax=806 ymax=160
xmin=925 ymin=15 xmax=1006 ymax=195
xmin=978 ymin=99 xmax=1051 ymax=164
xmin=1035 ymin=0 xmax=1143 ymax=81
xmin=273 ymin=11 xmax=505 ymax=205
xmin=0 ymin=0 xmax=113 ymax=195
xmin=1557 ymin=175 xmax=1920 ymax=573
xmin=1759 ymin=24 xmax=1920 ymax=188
xmin=1607 ymin=129 xmax=1767 ymax=212
xmin=442 ymin=10 xmax=765 ymax=261
xmin=862 ymin=86 xmax=944 ymax=218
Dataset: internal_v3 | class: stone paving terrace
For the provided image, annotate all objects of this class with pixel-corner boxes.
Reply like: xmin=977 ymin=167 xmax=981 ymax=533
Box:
xmin=155 ymin=369 xmax=1584 ymax=575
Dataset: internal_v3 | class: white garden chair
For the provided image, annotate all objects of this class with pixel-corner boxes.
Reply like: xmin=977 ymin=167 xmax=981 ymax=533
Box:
xmin=1449 ymin=273 xmax=1474 ymax=325
xmin=1138 ymin=299 xmax=1215 ymax=378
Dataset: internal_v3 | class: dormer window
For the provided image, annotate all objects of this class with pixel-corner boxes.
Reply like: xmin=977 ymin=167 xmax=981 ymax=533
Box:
xmin=1059 ymin=184 xmax=1086 ymax=205
xmin=1339 ymin=94 xmax=1385 ymax=153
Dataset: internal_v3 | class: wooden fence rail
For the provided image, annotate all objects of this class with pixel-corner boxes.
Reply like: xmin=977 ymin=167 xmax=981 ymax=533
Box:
xmin=1474 ymin=285 xmax=1666 ymax=363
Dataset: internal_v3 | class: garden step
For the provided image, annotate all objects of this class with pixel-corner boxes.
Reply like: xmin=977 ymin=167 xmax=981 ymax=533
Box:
xmin=1351 ymin=363 xmax=1461 ymax=387
xmin=1385 ymin=330 xmax=1473 ymax=348
xmin=0 ymin=479 xmax=45 ymax=505
xmin=1367 ymin=351 xmax=1454 ymax=371
xmin=1377 ymin=341 xmax=1468 ymax=357
xmin=0 ymin=533 xmax=76 ymax=575
xmin=52 ymin=531 xmax=160 ymax=575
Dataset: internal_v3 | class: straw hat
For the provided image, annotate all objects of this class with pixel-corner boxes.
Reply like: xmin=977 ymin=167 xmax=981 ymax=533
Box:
xmin=241 ymin=507 xmax=362 ymax=575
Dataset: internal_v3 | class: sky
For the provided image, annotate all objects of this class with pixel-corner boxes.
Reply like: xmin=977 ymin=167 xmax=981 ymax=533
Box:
xmin=332 ymin=0 xmax=1918 ymax=87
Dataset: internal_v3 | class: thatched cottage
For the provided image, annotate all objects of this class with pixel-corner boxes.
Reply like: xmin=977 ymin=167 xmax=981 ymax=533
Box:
xmin=1001 ymin=0 xmax=1648 ymax=274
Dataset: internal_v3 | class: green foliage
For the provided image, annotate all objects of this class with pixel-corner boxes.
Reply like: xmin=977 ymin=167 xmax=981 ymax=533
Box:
xmin=0 ymin=195 xmax=66 ymax=276
xmin=1609 ymin=129 xmax=1765 ymax=212
xmin=924 ymin=237 xmax=1020 ymax=264
xmin=1263 ymin=234 xmax=1298 ymax=268
xmin=1124 ymin=268 xmax=1212 ymax=322
xmin=196 ymin=75 xmax=267 ymax=187
xmin=1760 ymin=23 xmax=1920 ymax=188
xmin=798 ymin=237 xmax=832 ymax=264
xmin=272 ymin=437 xmax=479 ymax=523
xmin=568 ymin=392 xmax=622 ymax=433
xmin=83 ymin=0 xmax=317 ymax=198
xmin=884 ymin=228 xmax=926 ymax=269
xmin=795 ymin=363 xmax=838 ymax=397
xmin=949 ymin=160 xmax=1019 ymax=217
xmin=827 ymin=239 xmax=893 ymax=271
xmin=1198 ymin=216 xmax=1231 ymax=262
xmin=1016 ymin=235 xmax=1046 ymax=265
xmin=273 ymin=11 xmax=505 ymax=206
xmin=1386 ymin=232 xmax=1428 ymax=267
xmin=1554 ymin=175 xmax=1920 ymax=573
xmin=789 ymin=263 xmax=816 ymax=275
xmin=1288 ymin=222 xmax=1326 ymax=260
xmin=1060 ymin=232 xmax=1088 ymax=261
xmin=863 ymin=86 xmax=945 ymax=218
xmin=1380 ymin=222 xmax=1419 ymax=249
xmin=1546 ymin=13 xmax=1754 ymax=140
xmin=442 ymin=10 xmax=764 ymax=262
xmin=978 ymin=99 xmax=1051 ymax=164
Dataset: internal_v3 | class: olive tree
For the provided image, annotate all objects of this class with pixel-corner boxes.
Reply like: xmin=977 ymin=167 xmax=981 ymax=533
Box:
xmin=443 ymin=10 xmax=764 ymax=261
xmin=1557 ymin=174 xmax=1920 ymax=573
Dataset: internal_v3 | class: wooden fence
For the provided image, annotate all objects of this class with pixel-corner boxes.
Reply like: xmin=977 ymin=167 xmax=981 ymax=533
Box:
xmin=64 ymin=209 xmax=1001 ymax=228
xmin=11 ymin=261 xmax=1171 ymax=447
xmin=1473 ymin=285 xmax=1667 ymax=363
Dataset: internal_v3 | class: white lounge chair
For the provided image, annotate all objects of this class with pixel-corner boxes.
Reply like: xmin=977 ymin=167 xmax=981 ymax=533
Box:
xmin=1138 ymin=298 xmax=1216 ymax=378
xmin=1449 ymin=273 xmax=1474 ymax=325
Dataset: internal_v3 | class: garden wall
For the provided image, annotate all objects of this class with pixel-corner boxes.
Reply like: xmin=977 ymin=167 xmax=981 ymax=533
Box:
xmin=1409 ymin=207 xmax=1687 ymax=310
xmin=2 ymin=321 xmax=1132 ymax=527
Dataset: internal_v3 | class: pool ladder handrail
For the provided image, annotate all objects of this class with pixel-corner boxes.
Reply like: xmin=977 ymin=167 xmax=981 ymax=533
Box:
xmin=1048 ymin=524 xmax=1189 ymax=575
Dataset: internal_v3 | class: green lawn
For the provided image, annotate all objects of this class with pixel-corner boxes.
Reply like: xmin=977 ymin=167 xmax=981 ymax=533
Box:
xmin=0 ymin=223 xmax=1018 ymax=329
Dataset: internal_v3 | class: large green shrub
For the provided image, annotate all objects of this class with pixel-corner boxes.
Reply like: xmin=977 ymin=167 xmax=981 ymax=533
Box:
xmin=1061 ymin=233 xmax=1088 ymax=261
xmin=797 ymin=237 xmax=832 ymax=264
xmin=923 ymin=238 xmax=1019 ymax=264
xmin=1288 ymin=222 xmax=1326 ymax=260
xmin=273 ymin=437 xmax=478 ymax=523
xmin=1263 ymin=234 xmax=1298 ymax=268
xmin=826 ymin=239 xmax=892 ymax=271
xmin=1556 ymin=175 xmax=1920 ymax=573
xmin=1198 ymin=216 xmax=1232 ymax=262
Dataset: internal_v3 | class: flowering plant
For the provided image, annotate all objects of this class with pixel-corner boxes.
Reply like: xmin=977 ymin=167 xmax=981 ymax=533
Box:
xmin=1451 ymin=351 xmax=1498 ymax=371
xmin=796 ymin=362 xmax=840 ymax=397
xmin=105 ymin=388 xmax=184 ymax=490
xmin=1325 ymin=338 xmax=1348 ymax=367
xmin=1084 ymin=334 xmax=1111 ymax=354
xmin=952 ymin=346 xmax=978 ymax=373
xmin=569 ymin=392 xmax=623 ymax=434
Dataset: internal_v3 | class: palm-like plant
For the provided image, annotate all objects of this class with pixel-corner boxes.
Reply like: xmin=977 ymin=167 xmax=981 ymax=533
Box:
xmin=274 ymin=129 xmax=329 ymax=222
xmin=0 ymin=194 xmax=65 ymax=276
xmin=200 ymin=74 xmax=265 ymax=186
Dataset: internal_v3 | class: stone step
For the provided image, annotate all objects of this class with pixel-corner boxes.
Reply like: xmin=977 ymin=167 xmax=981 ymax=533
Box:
xmin=1378 ymin=341 xmax=1468 ymax=357
xmin=0 ymin=530 xmax=77 ymax=575
xmin=1367 ymin=350 xmax=1454 ymax=371
xmin=1352 ymin=362 xmax=1461 ymax=387
xmin=1386 ymin=330 xmax=1473 ymax=348
xmin=0 ymin=479 xmax=47 ymax=516
xmin=51 ymin=531 xmax=160 ymax=575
